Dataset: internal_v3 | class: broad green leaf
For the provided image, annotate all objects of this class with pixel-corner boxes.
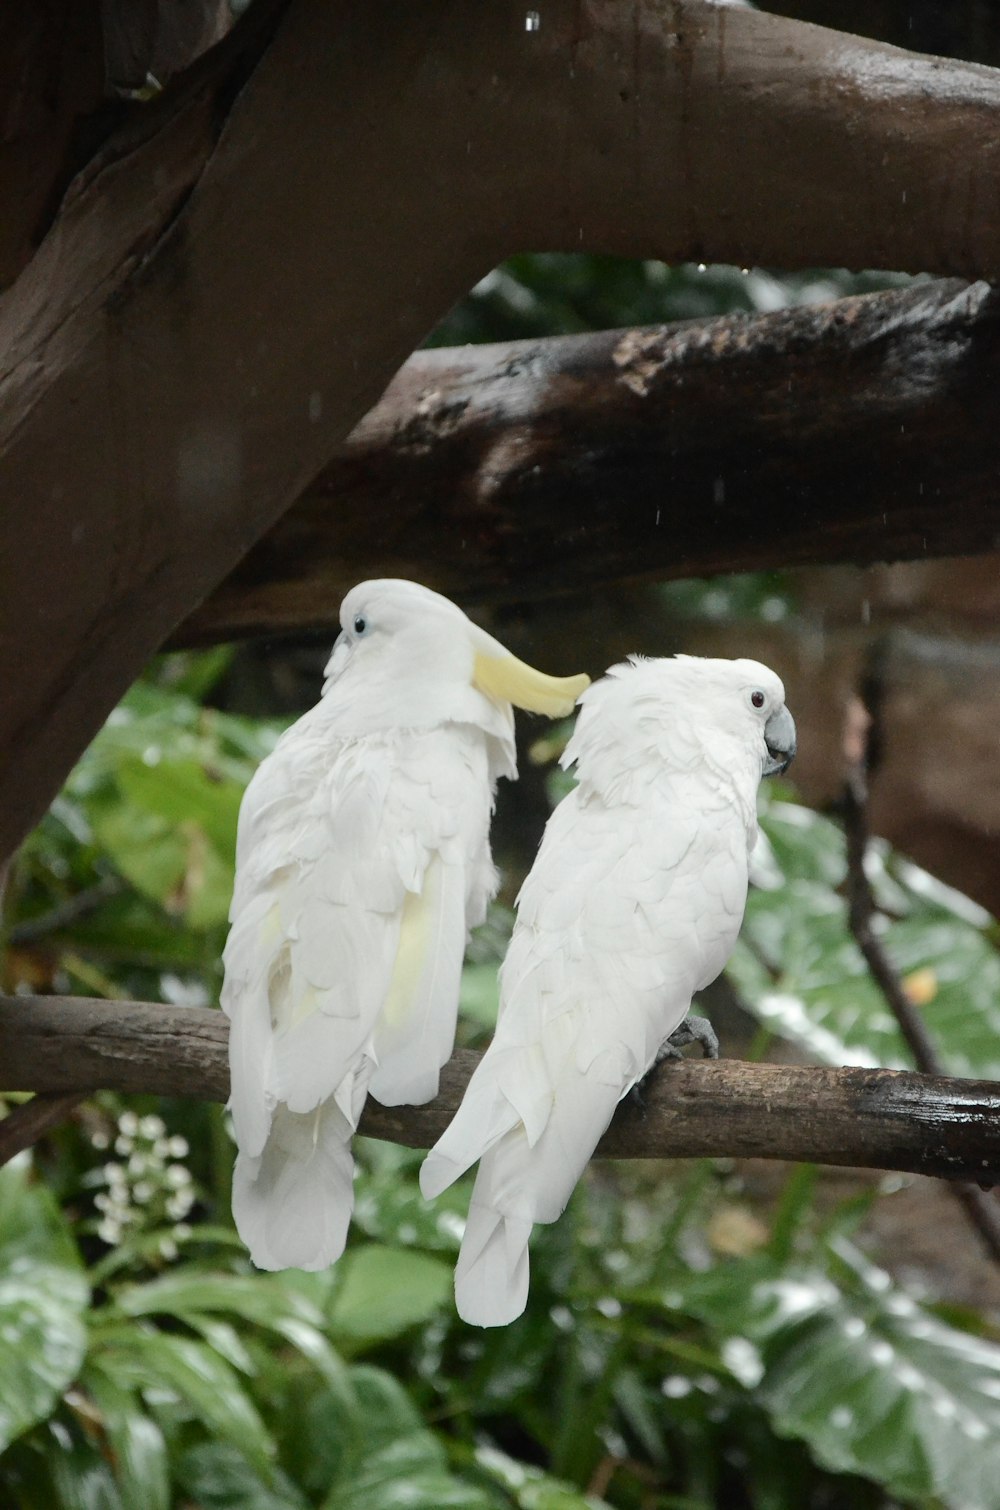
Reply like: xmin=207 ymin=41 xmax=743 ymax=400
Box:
xmin=667 ymin=1241 xmax=1000 ymax=1509
xmin=319 ymin=1368 xmax=494 ymax=1510
xmin=116 ymin=758 xmax=242 ymax=859
xmin=475 ymin=1445 xmax=613 ymax=1509
xmin=92 ymin=776 xmax=235 ymax=930
xmin=731 ymin=795 xmax=1000 ymax=1077
xmin=82 ymin=1360 xmax=170 ymax=1510
xmin=6 ymin=1419 xmax=126 ymax=1510
xmin=114 ymin=1270 xmax=348 ymax=1389
xmin=0 ymin=1162 xmax=89 ymax=1451
xmin=95 ymin=1327 xmax=274 ymax=1478
xmin=327 ymin=1244 xmax=452 ymax=1343
xmin=175 ymin=1442 xmax=308 ymax=1510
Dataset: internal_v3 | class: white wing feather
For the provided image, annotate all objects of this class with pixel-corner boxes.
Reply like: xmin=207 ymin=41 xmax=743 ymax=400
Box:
xmin=421 ymin=784 xmax=749 ymax=1327
xmin=224 ymin=705 xmax=499 ymax=1271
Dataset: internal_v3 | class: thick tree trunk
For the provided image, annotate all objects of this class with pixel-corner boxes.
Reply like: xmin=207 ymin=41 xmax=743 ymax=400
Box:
xmin=179 ymin=279 xmax=1000 ymax=642
xmin=7 ymin=0 xmax=1000 ymax=861
xmin=2 ymin=994 xmax=999 ymax=1184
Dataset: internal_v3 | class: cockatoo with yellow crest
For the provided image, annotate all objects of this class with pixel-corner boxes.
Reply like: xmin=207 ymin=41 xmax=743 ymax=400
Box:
xmin=421 ymin=654 xmax=796 ymax=1327
xmin=222 ymin=578 xmax=589 ymax=1271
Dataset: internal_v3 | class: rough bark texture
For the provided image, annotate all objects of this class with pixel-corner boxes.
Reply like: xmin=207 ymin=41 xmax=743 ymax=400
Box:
xmin=8 ymin=1 xmax=1000 ymax=862
xmin=2 ymin=994 xmax=999 ymax=1184
xmin=179 ymin=279 xmax=1000 ymax=642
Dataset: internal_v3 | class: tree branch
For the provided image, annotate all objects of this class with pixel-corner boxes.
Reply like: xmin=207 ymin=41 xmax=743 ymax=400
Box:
xmin=841 ymin=694 xmax=1000 ymax=1261
xmin=178 ymin=279 xmax=1000 ymax=643
xmin=1 ymin=994 xmax=998 ymax=1184
xmin=0 ymin=1092 xmax=86 ymax=1167
xmin=8 ymin=2 xmax=1000 ymax=862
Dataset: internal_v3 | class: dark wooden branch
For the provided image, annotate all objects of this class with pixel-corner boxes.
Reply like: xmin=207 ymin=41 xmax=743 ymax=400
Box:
xmin=10 ymin=1 xmax=1000 ymax=860
xmin=180 ymin=279 xmax=1000 ymax=643
xmin=0 ymin=1091 xmax=86 ymax=1166
xmin=2 ymin=994 xmax=999 ymax=1185
xmin=841 ymin=694 xmax=1000 ymax=1260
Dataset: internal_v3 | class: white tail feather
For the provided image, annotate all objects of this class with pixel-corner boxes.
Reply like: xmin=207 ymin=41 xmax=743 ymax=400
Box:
xmin=454 ymin=1184 xmax=532 ymax=1328
xmin=232 ymin=1102 xmax=354 ymax=1271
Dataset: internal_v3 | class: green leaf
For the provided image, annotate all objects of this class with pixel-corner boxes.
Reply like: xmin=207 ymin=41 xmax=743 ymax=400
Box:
xmin=459 ymin=962 xmax=500 ymax=1031
xmin=92 ymin=760 xmax=238 ymax=930
xmin=669 ymin=1240 xmax=1000 ymax=1509
xmin=82 ymin=1360 xmax=170 ymax=1510
xmin=327 ymin=1244 xmax=453 ymax=1344
xmin=95 ymin=1327 xmax=274 ymax=1478
xmin=0 ymin=1161 xmax=89 ymax=1451
xmin=319 ymin=1368 xmax=494 ymax=1510
xmin=474 ymin=1445 xmax=613 ymax=1509
xmin=175 ymin=1442 xmax=308 ymax=1510
xmin=731 ymin=795 xmax=1000 ymax=1077
xmin=114 ymin=1270 xmax=349 ymax=1389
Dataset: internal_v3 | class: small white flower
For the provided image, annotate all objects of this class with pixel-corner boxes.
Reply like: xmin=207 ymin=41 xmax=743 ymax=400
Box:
xmin=127 ymin=1154 xmax=148 ymax=1177
xmin=158 ymin=1238 xmax=178 ymax=1261
xmin=91 ymin=1131 xmax=110 ymax=1150
xmin=114 ymin=1135 xmax=134 ymax=1156
xmin=103 ymin=1163 xmax=127 ymax=1187
xmin=140 ymin=1115 xmax=166 ymax=1140
xmin=153 ymin=1139 xmax=172 ymax=1160
xmin=132 ymin=1182 xmax=154 ymax=1203
xmin=165 ymin=1165 xmax=192 ymax=1189
xmin=166 ymin=1191 xmax=194 ymax=1220
xmin=173 ymin=1223 xmax=192 ymax=1241
xmin=168 ymin=1136 xmax=189 ymax=1159
xmin=118 ymin=1111 xmax=139 ymax=1137
xmin=97 ymin=1219 xmax=122 ymax=1245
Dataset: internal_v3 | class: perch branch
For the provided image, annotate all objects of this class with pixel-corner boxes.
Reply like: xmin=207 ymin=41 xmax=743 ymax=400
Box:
xmin=178 ymin=279 xmax=1000 ymax=644
xmin=10 ymin=2 xmax=1000 ymax=860
xmin=1 ymin=994 xmax=999 ymax=1185
xmin=842 ymin=695 xmax=1000 ymax=1263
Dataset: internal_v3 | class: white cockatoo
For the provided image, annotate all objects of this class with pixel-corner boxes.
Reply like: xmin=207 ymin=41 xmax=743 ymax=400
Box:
xmin=420 ymin=653 xmax=796 ymax=1327
xmin=222 ymin=578 xmax=589 ymax=1272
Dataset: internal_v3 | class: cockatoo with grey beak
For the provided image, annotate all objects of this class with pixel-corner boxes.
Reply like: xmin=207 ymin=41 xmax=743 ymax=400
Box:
xmin=421 ymin=654 xmax=796 ymax=1327
xmin=222 ymin=578 xmax=589 ymax=1271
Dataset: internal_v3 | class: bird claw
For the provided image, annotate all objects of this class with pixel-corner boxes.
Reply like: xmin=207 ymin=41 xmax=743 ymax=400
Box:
xmin=655 ymin=1013 xmax=720 ymax=1064
xmin=627 ymin=1016 xmax=719 ymax=1118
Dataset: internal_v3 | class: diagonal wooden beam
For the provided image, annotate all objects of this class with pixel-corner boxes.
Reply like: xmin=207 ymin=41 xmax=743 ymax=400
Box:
xmin=179 ymin=278 xmax=1000 ymax=644
xmin=8 ymin=1 xmax=1000 ymax=863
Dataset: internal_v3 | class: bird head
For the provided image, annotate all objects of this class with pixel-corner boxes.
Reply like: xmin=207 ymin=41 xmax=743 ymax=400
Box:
xmin=322 ymin=579 xmax=590 ymax=732
xmin=562 ymin=653 xmax=796 ymax=800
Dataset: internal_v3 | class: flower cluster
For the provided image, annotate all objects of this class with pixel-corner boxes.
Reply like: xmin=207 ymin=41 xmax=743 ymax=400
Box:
xmin=90 ymin=1110 xmax=196 ymax=1257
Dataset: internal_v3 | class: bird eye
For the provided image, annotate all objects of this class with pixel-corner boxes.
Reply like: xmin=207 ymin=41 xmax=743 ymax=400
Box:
xmin=750 ymin=690 xmax=766 ymax=709
xmin=353 ymin=615 xmax=368 ymax=636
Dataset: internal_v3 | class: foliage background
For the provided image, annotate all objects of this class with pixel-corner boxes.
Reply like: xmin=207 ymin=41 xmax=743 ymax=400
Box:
xmin=2 ymin=258 xmax=1000 ymax=1510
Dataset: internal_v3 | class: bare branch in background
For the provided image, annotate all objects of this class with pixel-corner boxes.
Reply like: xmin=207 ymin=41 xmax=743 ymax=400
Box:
xmin=842 ymin=691 xmax=1000 ymax=1264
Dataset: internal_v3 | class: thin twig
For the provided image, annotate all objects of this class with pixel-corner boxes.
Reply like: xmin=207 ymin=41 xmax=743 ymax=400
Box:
xmin=9 ymin=876 xmax=123 ymax=945
xmin=0 ymin=1091 xmax=85 ymax=1167
xmin=841 ymin=692 xmax=1000 ymax=1264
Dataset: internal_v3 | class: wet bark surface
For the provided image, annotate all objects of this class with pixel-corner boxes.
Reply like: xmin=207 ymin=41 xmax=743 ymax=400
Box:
xmin=179 ymin=280 xmax=1000 ymax=643
xmin=3 ymin=994 xmax=999 ymax=1185
xmin=8 ymin=3 xmax=1000 ymax=861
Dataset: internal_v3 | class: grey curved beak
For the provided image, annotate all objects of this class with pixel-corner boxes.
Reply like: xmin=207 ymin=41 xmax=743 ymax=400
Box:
xmin=763 ymin=705 xmax=796 ymax=776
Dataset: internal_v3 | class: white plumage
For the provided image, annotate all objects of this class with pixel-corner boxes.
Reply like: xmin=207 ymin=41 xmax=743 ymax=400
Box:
xmin=420 ymin=653 xmax=795 ymax=1326
xmin=222 ymin=578 xmax=589 ymax=1271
